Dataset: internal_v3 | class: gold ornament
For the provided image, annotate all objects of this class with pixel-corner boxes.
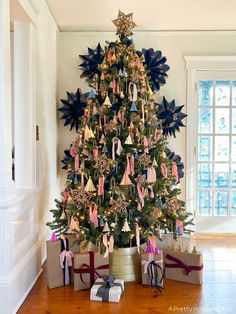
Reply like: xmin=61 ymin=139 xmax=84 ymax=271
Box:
xmin=150 ymin=208 xmax=162 ymax=219
xmin=139 ymin=153 xmax=152 ymax=167
xmin=110 ymin=198 xmax=129 ymax=214
xmin=106 ymin=119 xmax=117 ymax=132
xmin=70 ymin=187 xmax=93 ymax=207
xmin=112 ymin=10 xmax=137 ymax=36
xmin=85 ymin=176 xmax=97 ymax=192
xmin=93 ymin=153 xmax=111 ymax=173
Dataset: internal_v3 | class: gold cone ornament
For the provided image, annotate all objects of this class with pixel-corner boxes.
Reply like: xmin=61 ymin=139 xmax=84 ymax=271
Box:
xmin=84 ymin=125 xmax=95 ymax=141
xmin=85 ymin=176 xmax=97 ymax=192
xmin=103 ymin=95 xmax=112 ymax=108
xmin=124 ymin=134 xmax=133 ymax=145
xmin=152 ymin=157 xmax=158 ymax=167
xmin=121 ymin=219 xmax=131 ymax=232
xmin=120 ymin=170 xmax=132 ymax=186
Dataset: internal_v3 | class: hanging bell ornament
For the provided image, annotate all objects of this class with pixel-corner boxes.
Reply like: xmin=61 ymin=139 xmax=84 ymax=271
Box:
xmin=85 ymin=176 xmax=97 ymax=192
xmin=89 ymin=88 xmax=96 ymax=99
xmin=103 ymin=95 xmax=112 ymax=108
xmin=124 ymin=134 xmax=133 ymax=145
xmin=130 ymin=102 xmax=138 ymax=112
xmin=121 ymin=219 xmax=131 ymax=232
xmin=120 ymin=170 xmax=132 ymax=186
xmin=152 ymin=157 xmax=158 ymax=167
xmin=102 ymin=221 xmax=110 ymax=232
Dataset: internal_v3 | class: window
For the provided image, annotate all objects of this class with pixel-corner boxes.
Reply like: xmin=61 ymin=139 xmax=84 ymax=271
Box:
xmin=185 ymin=56 xmax=236 ymax=233
xmin=197 ymin=77 xmax=236 ymax=216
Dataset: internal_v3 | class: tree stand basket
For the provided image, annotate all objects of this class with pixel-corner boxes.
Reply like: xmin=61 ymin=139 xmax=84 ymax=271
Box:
xmin=109 ymin=246 xmax=142 ymax=282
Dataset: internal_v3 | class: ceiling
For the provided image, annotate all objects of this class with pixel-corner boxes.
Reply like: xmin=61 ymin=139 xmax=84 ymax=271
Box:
xmin=46 ymin=0 xmax=236 ymax=32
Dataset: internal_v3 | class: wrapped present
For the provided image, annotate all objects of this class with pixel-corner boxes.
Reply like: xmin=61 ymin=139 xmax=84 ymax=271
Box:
xmin=141 ymin=240 xmax=164 ymax=291
xmin=90 ymin=276 xmax=124 ymax=302
xmin=73 ymin=251 xmax=109 ymax=291
xmin=164 ymin=249 xmax=203 ymax=285
xmin=46 ymin=234 xmax=80 ymax=289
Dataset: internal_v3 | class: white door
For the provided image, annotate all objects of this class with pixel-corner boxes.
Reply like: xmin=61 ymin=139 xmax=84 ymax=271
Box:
xmin=190 ymin=70 xmax=236 ymax=233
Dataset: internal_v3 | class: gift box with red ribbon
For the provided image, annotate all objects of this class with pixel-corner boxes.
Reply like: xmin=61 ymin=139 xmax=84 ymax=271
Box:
xmin=73 ymin=251 xmax=109 ymax=291
xmin=164 ymin=249 xmax=203 ymax=285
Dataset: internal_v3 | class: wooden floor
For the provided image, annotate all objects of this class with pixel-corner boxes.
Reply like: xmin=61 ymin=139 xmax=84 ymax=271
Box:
xmin=18 ymin=235 xmax=236 ymax=314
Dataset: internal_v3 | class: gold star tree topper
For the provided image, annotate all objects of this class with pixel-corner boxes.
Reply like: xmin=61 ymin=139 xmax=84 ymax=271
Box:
xmin=112 ymin=10 xmax=137 ymax=36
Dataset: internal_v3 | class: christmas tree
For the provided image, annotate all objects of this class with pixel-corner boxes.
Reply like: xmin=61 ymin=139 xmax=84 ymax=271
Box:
xmin=47 ymin=11 xmax=193 ymax=251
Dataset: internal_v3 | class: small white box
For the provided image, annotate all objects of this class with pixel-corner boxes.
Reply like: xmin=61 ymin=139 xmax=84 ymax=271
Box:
xmin=90 ymin=278 xmax=124 ymax=303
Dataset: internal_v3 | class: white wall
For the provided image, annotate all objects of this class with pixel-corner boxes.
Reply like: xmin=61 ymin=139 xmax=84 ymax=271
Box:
xmin=0 ymin=1 xmax=58 ymax=313
xmin=57 ymin=30 xmax=236 ymax=201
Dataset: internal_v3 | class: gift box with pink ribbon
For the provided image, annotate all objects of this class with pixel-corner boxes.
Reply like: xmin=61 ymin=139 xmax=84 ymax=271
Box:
xmin=141 ymin=240 xmax=164 ymax=291
xmin=46 ymin=234 xmax=81 ymax=289
xmin=164 ymin=249 xmax=203 ymax=285
xmin=73 ymin=251 xmax=109 ymax=291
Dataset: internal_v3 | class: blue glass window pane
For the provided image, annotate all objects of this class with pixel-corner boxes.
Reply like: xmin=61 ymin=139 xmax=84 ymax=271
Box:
xmin=214 ymin=164 xmax=229 ymax=188
xmin=215 ymin=81 xmax=230 ymax=106
xmin=233 ymin=81 xmax=236 ymax=106
xmin=215 ymin=108 xmax=229 ymax=134
xmin=231 ymin=191 xmax=236 ymax=216
xmin=215 ymin=191 xmax=228 ymax=216
xmin=198 ymin=108 xmax=213 ymax=133
xmin=215 ymin=136 xmax=229 ymax=162
xmin=198 ymin=136 xmax=212 ymax=161
xmin=198 ymin=190 xmax=212 ymax=215
xmin=232 ymin=109 xmax=236 ymax=134
xmin=199 ymin=80 xmax=213 ymax=106
xmin=198 ymin=164 xmax=212 ymax=187
xmin=231 ymin=165 xmax=236 ymax=188
xmin=232 ymin=137 xmax=236 ymax=161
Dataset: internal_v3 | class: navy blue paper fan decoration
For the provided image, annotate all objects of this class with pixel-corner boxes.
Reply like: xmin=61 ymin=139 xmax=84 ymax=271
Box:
xmin=79 ymin=43 xmax=104 ymax=79
xmin=156 ymin=97 xmax=187 ymax=137
xmin=58 ymin=89 xmax=86 ymax=132
xmin=61 ymin=147 xmax=74 ymax=170
xmin=137 ymin=48 xmax=170 ymax=91
xmin=166 ymin=148 xmax=184 ymax=182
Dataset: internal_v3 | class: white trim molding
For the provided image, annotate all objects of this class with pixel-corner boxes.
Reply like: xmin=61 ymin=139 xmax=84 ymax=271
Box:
xmin=185 ymin=56 xmax=236 ymax=70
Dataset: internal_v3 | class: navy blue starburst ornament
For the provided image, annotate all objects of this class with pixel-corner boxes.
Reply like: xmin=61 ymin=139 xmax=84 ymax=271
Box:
xmin=58 ymin=89 xmax=86 ymax=131
xmin=156 ymin=97 xmax=187 ymax=137
xmin=61 ymin=147 xmax=74 ymax=170
xmin=166 ymin=148 xmax=184 ymax=182
xmin=137 ymin=48 xmax=170 ymax=91
xmin=79 ymin=43 xmax=104 ymax=79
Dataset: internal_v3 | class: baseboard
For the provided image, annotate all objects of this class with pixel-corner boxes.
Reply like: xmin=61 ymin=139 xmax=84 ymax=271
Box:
xmin=12 ymin=266 xmax=43 ymax=314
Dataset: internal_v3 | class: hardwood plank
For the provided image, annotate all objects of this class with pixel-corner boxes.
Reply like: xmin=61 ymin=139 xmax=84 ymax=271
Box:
xmin=17 ymin=235 xmax=236 ymax=314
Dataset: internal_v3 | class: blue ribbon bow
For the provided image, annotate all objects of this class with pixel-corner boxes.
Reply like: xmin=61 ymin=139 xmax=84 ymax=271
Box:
xmin=95 ymin=275 xmax=123 ymax=302
xmin=147 ymin=261 xmax=164 ymax=292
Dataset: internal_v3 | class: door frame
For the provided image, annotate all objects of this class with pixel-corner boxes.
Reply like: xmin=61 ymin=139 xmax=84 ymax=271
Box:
xmin=185 ymin=56 xmax=236 ymax=233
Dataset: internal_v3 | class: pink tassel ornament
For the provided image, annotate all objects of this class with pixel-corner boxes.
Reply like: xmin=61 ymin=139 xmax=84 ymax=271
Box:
xmin=147 ymin=167 xmax=156 ymax=184
xmin=93 ymin=146 xmax=99 ymax=159
xmin=89 ymin=203 xmax=98 ymax=228
xmin=161 ymin=163 xmax=168 ymax=179
xmin=172 ymin=162 xmax=179 ymax=184
xmin=74 ymin=154 xmax=79 ymax=171
xmin=98 ymin=176 xmax=105 ymax=196
xmin=143 ymin=136 xmax=149 ymax=153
